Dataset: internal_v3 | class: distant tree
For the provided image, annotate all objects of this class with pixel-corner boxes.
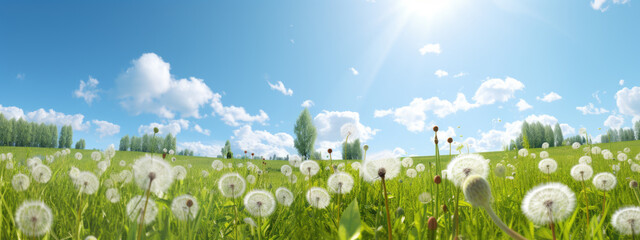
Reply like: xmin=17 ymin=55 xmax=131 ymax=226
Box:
xmin=75 ymin=139 xmax=86 ymax=149
xmin=543 ymin=125 xmax=555 ymax=147
xmin=0 ymin=114 xmax=11 ymax=146
xmin=635 ymin=121 xmax=640 ymax=140
xmin=221 ymin=140 xmax=232 ymax=159
xmin=49 ymin=125 xmax=58 ymax=148
xmin=15 ymin=118 xmax=31 ymax=147
xmin=130 ymin=136 xmax=141 ymax=151
xmin=553 ymin=123 xmax=563 ymax=147
xmin=294 ymin=108 xmax=317 ymax=159
xmin=119 ymin=135 xmax=130 ymax=151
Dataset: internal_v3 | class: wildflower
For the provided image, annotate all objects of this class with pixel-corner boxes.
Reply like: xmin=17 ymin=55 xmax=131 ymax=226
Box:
xmin=171 ymin=195 xmax=199 ymax=221
xmin=15 ymin=200 xmax=53 ymax=237
xmin=299 ymin=160 xmax=320 ymax=176
xmin=306 ymin=187 xmax=331 ymax=209
xmin=218 ymin=173 xmax=246 ymax=198
xmin=132 ymin=155 xmax=174 ymax=194
xmin=75 ymin=172 xmax=100 ymax=195
xmin=126 ymin=195 xmax=158 ymax=225
xmin=445 ymin=154 xmax=489 ymax=187
xmin=494 ymin=164 xmax=506 ymax=178
xmin=327 ymin=172 xmax=354 ymax=194
xmin=106 ymin=188 xmax=121 ymax=203
xmin=418 ymin=192 xmax=432 ymax=204
xmin=244 ymin=190 xmax=276 ymax=217
xmin=91 ymin=151 xmax=102 ymax=161
xmin=280 ymin=165 xmax=292 ymax=176
xmin=12 ymin=173 xmax=30 ymax=191
xmin=542 ymin=142 xmax=549 ymax=149
xmin=351 ymin=162 xmax=361 ymax=171
xmin=362 ymin=157 xmax=401 ymax=182
xmin=75 ymin=152 xmax=83 ymax=160
xmin=618 ymin=153 xmax=628 ymax=162
xmin=416 ymin=163 xmax=425 ymax=172
xmin=402 ymin=157 xmax=413 ymax=168
xmin=518 ymin=149 xmax=529 ymax=157
xmin=31 ymin=165 xmax=52 ymax=183
xmin=247 ymin=175 xmax=256 ymax=184
xmin=211 ymin=160 xmax=224 ymax=171
xmin=275 ymin=187 xmax=294 ymax=206
xmin=611 ymin=206 xmax=640 ymax=235
xmin=572 ymin=142 xmax=581 ymax=150
xmin=406 ymin=169 xmax=417 ymax=178
xmin=521 ymin=183 xmax=576 ymax=225
xmin=538 ymin=158 xmax=558 ymax=174
xmin=579 ymin=156 xmax=592 ymax=165
xmin=593 ymin=172 xmax=617 ymax=191
xmin=172 ymin=166 xmax=187 ymax=180
xmin=570 ymin=164 xmax=593 ymax=181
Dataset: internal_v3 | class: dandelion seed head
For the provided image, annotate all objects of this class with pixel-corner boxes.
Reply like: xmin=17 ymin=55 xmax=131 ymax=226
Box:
xmin=362 ymin=157 xmax=401 ymax=182
xmin=244 ymin=217 xmax=257 ymax=227
xmin=120 ymin=170 xmax=133 ymax=184
xmin=612 ymin=206 xmax=640 ymax=235
xmin=351 ymin=162 xmax=361 ymax=171
xmin=402 ymin=157 xmax=413 ymax=168
xmin=218 ymin=173 xmax=246 ymax=198
xmin=593 ymin=172 xmax=617 ymax=191
xmin=418 ymin=192 xmax=432 ymax=204
xmin=243 ymin=190 xmax=276 ymax=217
xmin=75 ymin=172 xmax=100 ymax=195
xmin=280 ymin=165 xmax=292 ymax=176
xmin=592 ymin=146 xmax=602 ymax=155
xmin=521 ymin=183 xmax=576 ymax=225
xmin=542 ymin=142 xmax=549 ymax=149
xmin=246 ymin=175 xmax=256 ymax=184
xmin=306 ymin=187 xmax=331 ymax=209
xmin=132 ymin=155 xmax=173 ymax=194
xmin=579 ymin=156 xmax=592 ymax=165
xmin=618 ymin=153 xmax=628 ymax=162
xmin=463 ymin=175 xmax=492 ymax=207
xmin=31 ymin=165 xmax=51 ymax=183
xmin=75 ymin=152 xmax=83 ymax=160
xmin=119 ymin=160 xmax=126 ymax=167
xmin=275 ymin=187 xmax=294 ymax=206
xmin=299 ymin=160 xmax=320 ymax=176
xmin=445 ymin=154 xmax=489 ymax=187
xmin=288 ymin=155 xmax=302 ymax=167
xmin=538 ymin=158 xmax=558 ymax=174
xmin=12 ymin=173 xmax=30 ymax=191
xmin=328 ymin=172 xmax=354 ymax=194
xmin=416 ymin=163 xmax=425 ymax=172
xmin=15 ymin=200 xmax=53 ymax=237
xmin=211 ymin=160 xmax=224 ymax=171
xmin=26 ymin=157 xmax=42 ymax=169
xmin=518 ymin=149 xmax=529 ymax=157
xmin=540 ymin=151 xmax=549 ymax=159
xmin=572 ymin=142 xmax=581 ymax=149
xmin=494 ymin=164 xmax=506 ymax=178
xmin=126 ymin=195 xmax=157 ymax=225
xmin=570 ymin=164 xmax=593 ymax=181
xmin=201 ymin=170 xmax=209 ymax=178
xmin=624 ymin=147 xmax=631 ymax=153
xmin=106 ymin=188 xmax=121 ymax=203
xmin=406 ymin=169 xmax=417 ymax=178
xmin=91 ymin=151 xmax=102 ymax=161
xmin=171 ymin=194 xmax=199 ymax=221
xmin=172 ymin=166 xmax=187 ymax=180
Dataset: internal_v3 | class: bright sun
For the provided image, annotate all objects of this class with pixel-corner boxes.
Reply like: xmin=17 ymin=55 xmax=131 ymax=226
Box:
xmin=399 ymin=0 xmax=451 ymax=19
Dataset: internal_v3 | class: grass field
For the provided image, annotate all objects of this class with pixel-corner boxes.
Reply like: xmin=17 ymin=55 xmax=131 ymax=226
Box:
xmin=2 ymin=140 xmax=640 ymax=239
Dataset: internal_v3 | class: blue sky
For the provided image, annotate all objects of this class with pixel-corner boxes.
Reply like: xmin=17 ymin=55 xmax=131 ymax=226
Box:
xmin=1 ymin=0 xmax=639 ymax=158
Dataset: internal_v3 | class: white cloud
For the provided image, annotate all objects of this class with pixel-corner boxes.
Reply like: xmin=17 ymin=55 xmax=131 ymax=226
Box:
xmin=419 ymin=43 xmax=441 ymax=55
xmin=74 ymin=76 xmax=100 ymax=104
xmin=592 ymin=0 xmax=629 ymax=11
xmin=25 ymin=108 xmax=91 ymax=131
xmin=516 ymin=99 xmax=532 ymax=111
xmin=473 ymin=77 xmax=525 ymax=105
xmin=619 ymin=79 xmax=625 ymax=86
xmin=576 ymin=103 xmax=609 ymax=115
xmin=210 ymin=93 xmax=269 ymax=126
xmin=434 ymin=69 xmax=448 ymax=78
xmin=0 ymin=104 xmax=25 ymax=120
xmin=560 ymin=123 xmax=576 ymax=136
xmin=178 ymin=141 xmax=224 ymax=157
xmin=138 ymin=119 xmax=189 ymax=136
xmin=367 ymin=147 xmax=407 ymax=160
xmin=453 ymin=72 xmax=467 ymax=78
xmin=314 ymin=110 xmax=379 ymax=142
xmin=193 ymin=124 xmax=211 ymax=136
xmin=16 ymin=73 xmax=25 ymax=80
xmin=116 ymin=53 xmax=214 ymax=119
xmin=604 ymin=115 xmax=624 ymax=129
xmin=232 ymin=125 xmax=294 ymax=158
xmin=616 ymin=87 xmax=640 ymax=120
xmin=92 ymin=120 xmax=120 ymax=138
xmin=267 ymin=81 xmax=293 ymax=96
xmin=350 ymin=67 xmax=359 ymax=76
xmin=536 ymin=92 xmax=562 ymax=102
xmin=301 ymin=100 xmax=314 ymax=108
xmin=373 ymin=109 xmax=394 ymax=118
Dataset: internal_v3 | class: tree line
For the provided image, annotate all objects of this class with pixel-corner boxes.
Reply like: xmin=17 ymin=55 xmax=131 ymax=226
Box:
xmin=118 ymin=133 xmax=178 ymax=154
xmin=600 ymin=123 xmax=639 ymax=143
xmin=509 ymin=121 xmax=564 ymax=150
xmin=0 ymin=113 xmax=80 ymax=149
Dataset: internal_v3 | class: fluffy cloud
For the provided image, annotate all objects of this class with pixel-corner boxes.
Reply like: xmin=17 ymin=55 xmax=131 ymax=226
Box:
xmin=193 ymin=124 xmax=211 ymax=136
xmin=434 ymin=69 xmax=448 ymax=78
xmin=74 ymin=76 xmax=100 ymax=104
xmin=620 ymin=79 xmax=625 ymax=86
xmin=536 ymin=92 xmax=562 ymax=102
xmin=616 ymin=86 xmax=640 ymax=119
xmin=453 ymin=72 xmax=467 ymax=78
xmin=516 ymin=99 xmax=532 ymax=111
xmin=92 ymin=120 xmax=120 ymax=138
xmin=473 ymin=77 xmax=525 ymax=105
xmin=367 ymin=147 xmax=408 ymax=160
xmin=25 ymin=108 xmax=90 ymax=131
xmin=591 ymin=0 xmax=629 ymax=11
xmin=604 ymin=115 xmax=624 ymax=129
xmin=576 ymin=103 xmax=609 ymax=115
xmin=314 ymin=110 xmax=379 ymax=142
xmin=211 ymin=93 xmax=269 ymax=126
xmin=178 ymin=141 xmax=224 ymax=157
xmin=301 ymin=100 xmax=314 ymax=108
xmin=419 ymin=43 xmax=441 ymax=55
xmin=138 ymin=119 xmax=189 ymax=136
xmin=232 ymin=125 xmax=294 ymax=158
xmin=350 ymin=67 xmax=359 ymax=76
xmin=0 ymin=105 xmax=25 ymax=120
xmin=116 ymin=53 xmax=214 ymax=119
xmin=268 ymin=81 xmax=293 ymax=96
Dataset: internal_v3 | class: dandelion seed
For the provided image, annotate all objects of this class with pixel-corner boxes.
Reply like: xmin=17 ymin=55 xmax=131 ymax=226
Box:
xmin=306 ymin=187 xmax=331 ymax=209
xmin=281 ymin=165 xmax=292 ymax=176
xmin=171 ymin=157 xmax=176 ymax=162
xmin=418 ymin=192 xmax=432 ymax=204
xmin=362 ymin=157 xmax=401 ymax=182
xmin=521 ymin=183 xmax=576 ymax=225
xmin=593 ymin=172 xmax=617 ymax=191
xmin=570 ymin=164 xmax=593 ymax=181
xmin=172 ymin=166 xmax=187 ymax=180
xmin=328 ymin=172 xmax=354 ymax=194
xmin=618 ymin=153 xmax=628 ymax=162
xmin=275 ymin=187 xmax=294 ymax=206
xmin=126 ymin=195 xmax=158 ymax=225
xmin=15 ymin=200 xmax=53 ymax=237
xmin=244 ymin=190 xmax=276 ymax=217
xmin=132 ymin=155 xmax=173 ymax=194
xmin=406 ymin=169 xmax=417 ymax=178
xmin=12 ymin=173 xmax=30 ymax=191
xmin=402 ymin=157 xmax=413 ymax=168
xmin=31 ymin=165 xmax=51 ymax=183
xmin=542 ymin=142 xmax=549 ymax=149
xmin=518 ymin=149 xmax=529 ymax=157
xmin=247 ymin=175 xmax=256 ymax=184
xmin=299 ymin=160 xmax=320 ymax=176
xmin=75 ymin=172 xmax=100 ymax=195
xmin=540 ymin=151 xmax=549 ymax=159
xmin=538 ymin=158 xmax=558 ymax=174
xmin=611 ymin=206 xmax=640 ymax=236
xmin=445 ymin=154 xmax=489 ymax=187
xmin=416 ymin=163 xmax=425 ymax=172
xmin=211 ymin=160 xmax=224 ymax=171
xmin=75 ymin=152 xmax=83 ymax=160
xmin=169 ymin=149 xmax=175 ymax=155
xmin=106 ymin=188 xmax=121 ymax=203
xmin=289 ymin=155 xmax=302 ymax=168
xmin=572 ymin=142 xmax=581 ymax=150
xmin=218 ymin=173 xmax=246 ymax=198
xmin=171 ymin=194 xmax=199 ymax=221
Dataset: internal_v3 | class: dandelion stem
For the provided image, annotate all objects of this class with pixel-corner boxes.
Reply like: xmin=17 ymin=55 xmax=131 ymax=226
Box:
xmin=232 ymin=188 xmax=238 ymax=240
xmin=381 ymin=176 xmax=393 ymax=240
xmin=633 ymin=188 xmax=640 ymax=205
xmin=137 ymin=179 xmax=153 ymax=240
xmin=483 ymin=205 xmax=527 ymax=240
xmin=453 ymin=188 xmax=460 ymax=239
xmin=602 ymin=190 xmax=607 ymax=213
xmin=580 ymin=178 xmax=590 ymax=236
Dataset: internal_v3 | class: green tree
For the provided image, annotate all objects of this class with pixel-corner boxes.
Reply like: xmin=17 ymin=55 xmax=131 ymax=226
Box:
xmin=293 ymin=108 xmax=317 ymax=159
xmin=0 ymin=114 xmax=11 ymax=146
xmin=15 ymin=118 xmax=31 ymax=147
xmin=553 ymin=123 xmax=563 ymax=147
xmin=130 ymin=136 xmax=142 ymax=152
xmin=49 ymin=125 xmax=58 ymax=148
xmin=75 ymin=139 xmax=86 ymax=149
xmin=119 ymin=135 xmax=130 ymax=151
xmin=543 ymin=125 xmax=554 ymax=147
xmin=221 ymin=140 xmax=231 ymax=159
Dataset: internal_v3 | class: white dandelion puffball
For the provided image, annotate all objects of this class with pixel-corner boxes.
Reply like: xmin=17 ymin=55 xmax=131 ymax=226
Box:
xmin=132 ymin=155 xmax=174 ymax=194
xmin=518 ymin=148 xmax=529 ymax=157
xmin=171 ymin=157 xmax=176 ymax=162
xmin=171 ymin=194 xmax=199 ymax=221
xmin=218 ymin=173 xmax=246 ymax=198
xmin=418 ymin=192 xmax=432 ymax=204
xmin=494 ymin=164 xmax=506 ymax=178
xmin=362 ymin=157 xmax=401 ymax=182
xmin=211 ymin=160 xmax=224 ymax=171
xmin=289 ymin=155 xmax=302 ymax=168
xmin=351 ymin=162 xmax=361 ymax=171
xmin=445 ymin=154 xmax=489 ymax=187
xmin=275 ymin=187 xmax=294 ymax=206
xmin=237 ymin=163 xmax=243 ymax=168
xmin=91 ymin=151 xmax=102 ymax=161
xmin=126 ymin=195 xmax=158 ymax=225
xmin=530 ymin=153 xmax=536 ymax=159
xmin=119 ymin=160 xmax=126 ymax=167
xmin=603 ymin=151 xmax=614 ymax=160
xmin=12 ymin=173 xmax=30 ymax=191
xmin=169 ymin=149 xmax=175 ymax=155
xmin=85 ymin=236 xmax=97 ymax=240
xmin=542 ymin=142 xmax=549 ymax=149
xmin=572 ymin=142 xmax=581 ymax=150
xmin=633 ymin=164 xmax=640 ymax=173
xmin=593 ymin=172 xmax=617 ymax=191
xmin=27 ymin=157 xmax=42 ymax=169
xmin=289 ymin=174 xmax=298 ymax=184
xmin=75 ymin=152 xmax=83 ymax=160
xmin=539 ymin=151 xmax=549 ymax=159
xmin=328 ymin=172 xmax=354 ymax=194
xmin=69 ymin=167 xmax=80 ymax=179
xmin=6 ymin=152 xmax=12 ymax=160
xmin=337 ymin=163 xmax=346 ymax=171
xmin=611 ymin=206 xmax=640 ymax=235
xmin=15 ymin=200 xmax=53 ymax=237
xmin=300 ymin=160 xmax=320 ymax=176
xmin=416 ymin=163 xmax=425 ymax=172
xmin=31 ymin=165 xmax=52 ymax=183
xmin=280 ymin=165 xmax=292 ymax=176
xmin=402 ymin=157 xmax=413 ymax=168
xmin=106 ymin=188 xmax=121 ymax=203
xmin=406 ymin=169 xmax=418 ymax=178
xmin=624 ymin=147 xmax=631 ymax=153
xmin=570 ymin=164 xmax=593 ymax=181
xmin=244 ymin=217 xmax=257 ymax=227
xmin=75 ymin=172 xmax=100 ymax=195
xmin=97 ymin=161 xmax=109 ymax=174
xmin=340 ymin=123 xmax=359 ymax=141
xmin=0 ymin=153 xmax=5 ymax=161
xmin=592 ymin=146 xmax=602 ymax=155
xmin=172 ymin=166 xmax=187 ymax=181
xmin=613 ymin=164 xmax=621 ymax=172
xmin=244 ymin=190 xmax=276 ymax=217
xmin=618 ymin=153 xmax=628 ymax=162
xmin=538 ymin=158 xmax=558 ymax=174
xmin=246 ymin=175 xmax=256 ymax=184
xmin=6 ymin=161 xmax=13 ymax=169
xmin=188 ymin=164 xmax=192 ymax=168
xmin=163 ymin=148 xmax=167 ymax=153
xmin=307 ymin=187 xmax=331 ymax=209
xmin=579 ymin=156 xmax=592 ymax=165
xmin=201 ymin=170 xmax=209 ymax=178
xmin=120 ymin=170 xmax=133 ymax=184
xmin=104 ymin=145 xmax=116 ymax=159
xmin=521 ymin=183 xmax=576 ymax=225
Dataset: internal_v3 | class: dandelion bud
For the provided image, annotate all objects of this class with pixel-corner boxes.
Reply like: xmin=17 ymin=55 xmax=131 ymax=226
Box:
xmin=463 ymin=175 xmax=492 ymax=207
xmin=186 ymin=199 xmax=194 ymax=207
xmin=244 ymin=150 xmax=247 ymax=154
xmin=153 ymin=127 xmax=159 ymax=134
xmin=630 ymin=180 xmax=638 ymax=189
xmin=442 ymin=204 xmax=448 ymax=213
xmin=378 ymin=168 xmax=386 ymax=178
xmin=363 ymin=145 xmax=369 ymax=151
xmin=434 ymin=175 xmax=441 ymax=184
xmin=395 ymin=207 xmax=404 ymax=217
xmin=162 ymin=153 xmax=167 ymax=159
xmin=328 ymin=148 xmax=333 ymax=154
xmin=148 ymin=172 xmax=156 ymax=181
xmin=447 ymin=137 xmax=453 ymax=143
xmin=433 ymin=126 xmax=439 ymax=132
xmin=428 ymin=217 xmax=437 ymax=230
xmin=251 ymin=153 xmax=254 ymax=156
